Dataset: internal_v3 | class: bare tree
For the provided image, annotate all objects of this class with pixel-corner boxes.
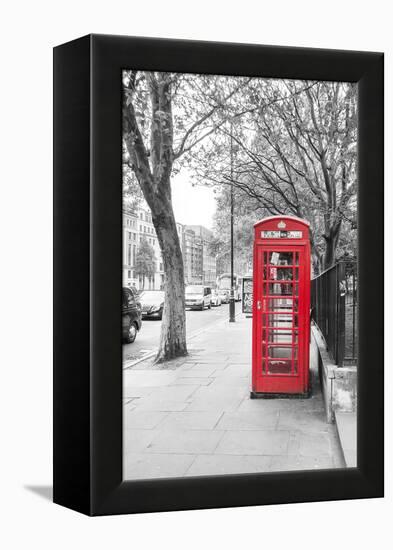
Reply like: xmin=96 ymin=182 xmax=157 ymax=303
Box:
xmin=187 ymin=79 xmax=357 ymax=272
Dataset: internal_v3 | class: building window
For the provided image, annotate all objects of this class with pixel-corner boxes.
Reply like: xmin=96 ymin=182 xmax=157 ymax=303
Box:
xmin=127 ymin=244 xmax=131 ymax=265
xmin=128 ymin=232 xmax=131 ymax=239
xmin=128 ymin=270 xmax=131 ymax=278
xmin=144 ymin=226 xmax=146 ymax=233
xmin=160 ymin=263 xmax=163 ymax=271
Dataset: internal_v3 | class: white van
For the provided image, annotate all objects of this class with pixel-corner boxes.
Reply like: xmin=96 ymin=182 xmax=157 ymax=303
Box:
xmin=185 ymin=285 xmax=212 ymax=310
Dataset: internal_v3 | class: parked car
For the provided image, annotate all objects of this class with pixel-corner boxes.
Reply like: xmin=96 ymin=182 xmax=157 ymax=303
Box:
xmin=122 ymin=287 xmax=142 ymax=343
xmin=218 ymin=289 xmax=230 ymax=304
xmin=185 ymin=285 xmax=212 ymax=310
xmin=139 ymin=290 xmax=165 ymax=319
xmin=210 ymin=289 xmax=222 ymax=307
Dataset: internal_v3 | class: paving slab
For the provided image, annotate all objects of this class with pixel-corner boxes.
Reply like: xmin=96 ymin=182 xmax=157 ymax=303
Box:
xmin=123 ymin=429 xmax=157 ymax=453
xmin=267 ymin=455 xmax=336 ymax=472
xmin=188 ymin=362 xmax=228 ymax=370
xmin=176 ymin=369 xmax=217 ymax=378
xmin=215 ymin=429 xmax=290 ymax=456
xmin=158 ymin=411 xmax=223 ymax=431
xmin=124 ymin=371 xmax=178 ymax=387
xmin=287 ymin=431 xmax=332 ymax=457
xmin=212 ymin=365 xmax=250 ymax=376
xmin=277 ymin=410 xmax=330 ymax=433
xmin=237 ymin=397 xmax=290 ymax=413
xmin=125 ymin=453 xmax=196 ymax=480
xmin=132 ymin=399 xmax=189 ymax=412
xmin=190 ymin=384 xmax=247 ymax=400
xmin=215 ymin=410 xmax=279 ymax=431
xmin=185 ymin=387 xmax=246 ymax=412
xmin=124 ymin=409 xmax=169 ymax=429
xmin=185 ymin=454 xmax=272 ymax=477
xmin=209 ymin=376 xmax=250 ymax=387
xmin=122 ymin=386 xmax=157 ymax=398
xmin=171 ymin=377 xmax=214 ymax=386
xmin=146 ymin=385 xmax=199 ymax=402
xmin=145 ymin=429 xmax=225 ymax=455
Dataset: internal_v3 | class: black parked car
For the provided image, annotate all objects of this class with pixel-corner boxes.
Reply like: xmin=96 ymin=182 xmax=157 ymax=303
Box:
xmin=139 ymin=290 xmax=165 ymax=319
xmin=122 ymin=287 xmax=142 ymax=343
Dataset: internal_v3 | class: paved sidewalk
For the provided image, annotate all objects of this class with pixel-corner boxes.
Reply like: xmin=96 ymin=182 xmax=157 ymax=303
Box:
xmin=123 ymin=313 xmax=345 ymax=479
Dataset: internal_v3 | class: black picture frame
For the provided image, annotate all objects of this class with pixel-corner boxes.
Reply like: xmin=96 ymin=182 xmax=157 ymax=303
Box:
xmin=53 ymin=34 xmax=384 ymax=516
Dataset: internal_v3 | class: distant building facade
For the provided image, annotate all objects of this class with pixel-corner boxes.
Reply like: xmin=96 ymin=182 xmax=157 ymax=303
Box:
xmin=123 ymin=205 xmax=164 ymax=291
xmin=123 ymin=203 xmax=216 ymax=290
xmin=184 ymin=225 xmax=216 ymax=286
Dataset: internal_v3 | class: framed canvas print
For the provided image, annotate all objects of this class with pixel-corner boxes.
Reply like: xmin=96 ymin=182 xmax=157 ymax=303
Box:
xmin=53 ymin=34 xmax=383 ymax=516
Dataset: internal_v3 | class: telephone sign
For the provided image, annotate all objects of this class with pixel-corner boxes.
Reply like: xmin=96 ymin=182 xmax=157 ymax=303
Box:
xmin=251 ymin=216 xmax=311 ymax=397
xmin=261 ymin=230 xmax=303 ymax=239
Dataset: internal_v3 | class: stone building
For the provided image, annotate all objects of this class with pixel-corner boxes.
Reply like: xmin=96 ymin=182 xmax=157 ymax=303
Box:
xmin=184 ymin=225 xmax=217 ymax=286
xmin=123 ymin=205 xmax=164 ymax=291
xmin=123 ymin=205 xmax=215 ymax=290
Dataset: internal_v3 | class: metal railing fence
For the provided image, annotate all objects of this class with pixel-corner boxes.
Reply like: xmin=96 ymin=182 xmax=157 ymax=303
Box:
xmin=311 ymin=261 xmax=357 ymax=367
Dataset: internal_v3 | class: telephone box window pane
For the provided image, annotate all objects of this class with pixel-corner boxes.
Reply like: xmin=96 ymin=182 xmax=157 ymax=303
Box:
xmin=276 ymin=267 xmax=293 ymax=281
xmin=268 ymin=283 xmax=293 ymax=296
xmin=268 ymin=346 xmax=292 ymax=359
xmin=265 ymin=297 xmax=296 ymax=312
xmin=268 ymin=252 xmax=293 ymax=265
xmin=266 ymin=266 xmax=293 ymax=281
xmin=267 ymin=359 xmax=291 ymax=375
xmin=267 ymin=330 xmax=292 ymax=344
xmin=267 ymin=313 xmax=293 ymax=326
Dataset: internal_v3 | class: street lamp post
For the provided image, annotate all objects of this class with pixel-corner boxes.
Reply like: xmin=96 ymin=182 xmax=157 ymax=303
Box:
xmin=229 ymin=123 xmax=235 ymax=323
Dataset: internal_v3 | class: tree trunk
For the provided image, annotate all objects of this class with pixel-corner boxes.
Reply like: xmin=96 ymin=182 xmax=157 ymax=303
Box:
xmin=123 ymin=72 xmax=187 ymax=363
xmin=323 ymin=226 xmax=340 ymax=270
xmin=152 ymin=197 xmax=187 ymax=363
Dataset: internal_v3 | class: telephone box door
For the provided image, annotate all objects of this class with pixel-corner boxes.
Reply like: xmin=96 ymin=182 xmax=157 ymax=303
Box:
xmin=252 ymin=218 xmax=311 ymax=396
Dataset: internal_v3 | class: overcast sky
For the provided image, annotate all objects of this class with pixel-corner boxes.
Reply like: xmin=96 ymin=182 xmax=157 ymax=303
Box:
xmin=171 ymin=169 xmax=216 ymax=230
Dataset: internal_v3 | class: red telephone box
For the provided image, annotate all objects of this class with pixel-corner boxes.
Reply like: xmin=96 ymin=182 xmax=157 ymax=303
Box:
xmin=251 ymin=216 xmax=311 ymax=397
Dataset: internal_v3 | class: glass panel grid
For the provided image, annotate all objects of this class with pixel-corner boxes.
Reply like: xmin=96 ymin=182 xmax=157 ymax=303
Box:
xmin=261 ymin=249 xmax=301 ymax=377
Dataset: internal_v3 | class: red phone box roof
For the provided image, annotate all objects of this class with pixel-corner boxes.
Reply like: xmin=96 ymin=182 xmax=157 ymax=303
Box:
xmin=254 ymin=216 xmax=310 ymax=240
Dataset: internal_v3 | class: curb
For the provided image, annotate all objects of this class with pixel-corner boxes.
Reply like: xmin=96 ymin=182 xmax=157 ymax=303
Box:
xmin=123 ymin=309 xmax=244 ymax=370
